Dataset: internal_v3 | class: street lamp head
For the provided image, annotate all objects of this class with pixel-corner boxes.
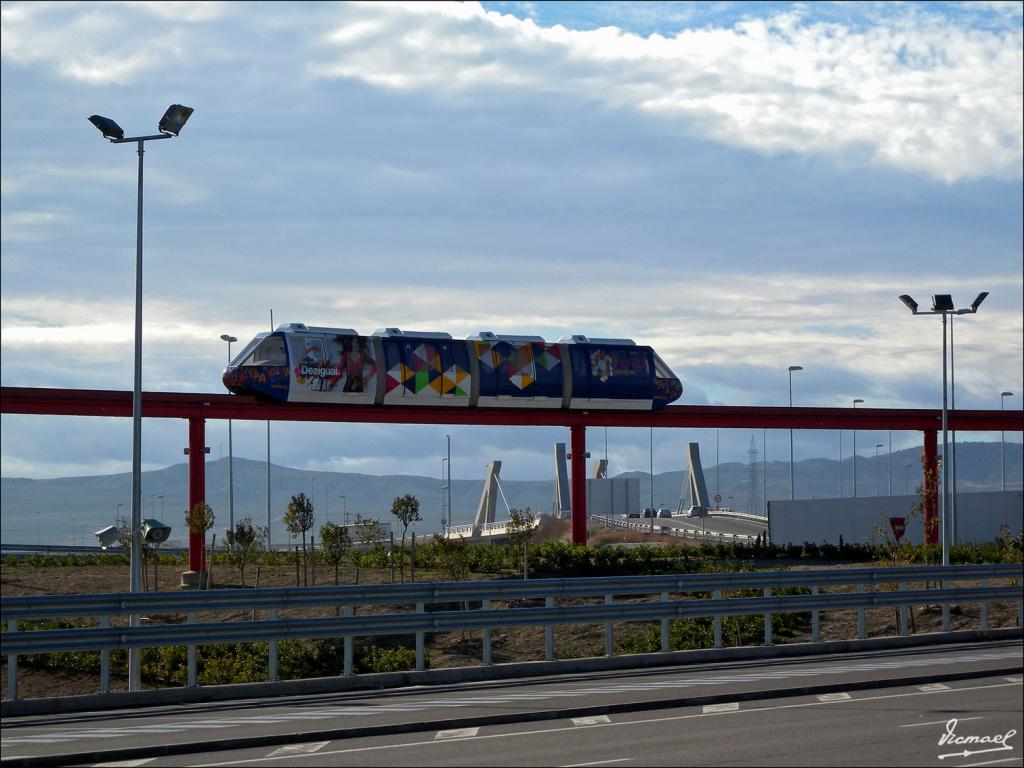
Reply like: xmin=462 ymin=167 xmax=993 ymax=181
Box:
xmin=931 ymin=294 xmax=954 ymax=312
xmin=88 ymin=115 xmax=124 ymax=141
xmin=898 ymin=294 xmax=919 ymax=313
xmin=970 ymin=292 xmax=989 ymax=312
xmin=876 ymin=443 xmax=883 ymax=449
xmin=788 ymin=365 xmax=803 ymax=372
xmin=220 ymin=334 xmax=237 ymax=343
xmin=1001 ymin=391 xmax=1014 ymax=398
xmin=158 ymin=104 xmax=194 ymax=136
xmin=853 ymin=398 xmax=864 ymax=405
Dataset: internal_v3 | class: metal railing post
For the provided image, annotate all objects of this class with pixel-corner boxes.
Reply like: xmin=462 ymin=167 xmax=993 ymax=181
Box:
xmin=661 ymin=592 xmax=670 ymax=652
xmin=604 ymin=594 xmax=613 ymax=656
xmin=713 ymin=589 xmax=723 ymax=648
xmin=545 ymin=596 xmax=554 ymax=661
xmin=980 ymin=578 xmax=988 ymax=632
xmin=100 ymin=615 xmax=111 ymax=694
xmin=343 ymin=605 xmax=354 ymax=676
xmin=482 ymin=599 xmax=492 ymax=666
xmin=415 ymin=601 xmax=425 ymax=671
xmin=7 ymin=618 xmax=17 ymax=701
xmin=942 ymin=580 xmax=950 ymax=632
xmin=763 ymin=586 xmax=773 ymax=646
xmin=268 ymin=608 xmax=279 ymax=682
xmin=899 ymin=583 xmax=909 ymax=636
xmin=857 ymin=583 xmax=866 ymax=639
xmin=186 ymin=612 xmax=197 ymax=687
xmin=811 ymin=585 xmax=820 ymax=643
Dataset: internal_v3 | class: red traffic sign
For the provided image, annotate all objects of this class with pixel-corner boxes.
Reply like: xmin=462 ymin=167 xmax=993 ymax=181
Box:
xmin=714 ymin=494 xmax=722 ymax=503
xmin=889 ymin=517 xmax=906 ymax=541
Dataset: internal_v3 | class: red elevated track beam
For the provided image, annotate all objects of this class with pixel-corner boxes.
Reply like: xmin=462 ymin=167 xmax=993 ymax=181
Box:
xmin=3 ymin=386 xmax=1022 ymax=553
xmin=2 ymin=386 xmax=1020 ymax=431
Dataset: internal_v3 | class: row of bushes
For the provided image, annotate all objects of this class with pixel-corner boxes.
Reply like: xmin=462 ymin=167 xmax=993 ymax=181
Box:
xmin=5 ymin=531 xmax=1021 ymax=574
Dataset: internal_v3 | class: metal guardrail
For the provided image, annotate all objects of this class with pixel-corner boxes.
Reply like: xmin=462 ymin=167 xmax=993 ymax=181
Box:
xmin=2 ymin=564 xmax=1021 ymax=700
xmin=591 ymin=514 xmax=759 ymax=542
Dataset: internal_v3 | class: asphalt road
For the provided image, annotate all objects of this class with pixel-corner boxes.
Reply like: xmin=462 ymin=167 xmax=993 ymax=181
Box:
xmin=1 ymin=639 xmax=1020 ymax=767
xmin=182 ymin=676 xmax=1024 ymax=767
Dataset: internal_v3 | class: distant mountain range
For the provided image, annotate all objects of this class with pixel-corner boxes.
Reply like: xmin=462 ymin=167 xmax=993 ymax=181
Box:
xmin=2 ymin=441 xmax=1020 ymax=547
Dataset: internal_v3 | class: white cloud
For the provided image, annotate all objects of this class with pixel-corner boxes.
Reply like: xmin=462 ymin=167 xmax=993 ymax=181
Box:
xmin=305 ymin=2 xmax=1022 ymax=182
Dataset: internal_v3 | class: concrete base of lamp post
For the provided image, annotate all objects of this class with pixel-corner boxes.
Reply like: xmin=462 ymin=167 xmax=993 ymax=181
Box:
xmin=179 ymin=570 xmax=212 ymax=589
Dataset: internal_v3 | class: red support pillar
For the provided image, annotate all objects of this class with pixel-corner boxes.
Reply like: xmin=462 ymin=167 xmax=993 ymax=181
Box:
xmin=570 ymin=424 xmax=587 ymax=545
xmin=188 ymin=417 xmax=206 ymax=573
xmin=923 ymin=429 xmax=938 ymax=545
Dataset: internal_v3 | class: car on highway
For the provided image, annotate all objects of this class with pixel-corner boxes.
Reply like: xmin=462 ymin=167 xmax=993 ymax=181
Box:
xmin=658 ymin=507 xmax=673 ymax=518
xmin=642 ymin=507 xmax=656 ymax=518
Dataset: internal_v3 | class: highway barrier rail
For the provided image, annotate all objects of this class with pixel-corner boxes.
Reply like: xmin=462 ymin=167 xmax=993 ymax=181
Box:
xmin=590 ymin=514 xmax=760 ymax=542
xmin=3 ymin=563 xmax=1021 ymax=700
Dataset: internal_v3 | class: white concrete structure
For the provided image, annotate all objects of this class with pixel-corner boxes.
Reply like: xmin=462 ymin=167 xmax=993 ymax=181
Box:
xmin=769 ymin=491 xmax=1023 ymax=547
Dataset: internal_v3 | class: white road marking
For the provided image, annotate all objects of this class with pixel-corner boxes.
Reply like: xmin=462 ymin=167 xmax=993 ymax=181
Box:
xmin=435 ymin=727 xmax=479 ymax=740
xmin=960 ymin=758 xmax=1023 ymax=767
xmin=900 ymin=716 xmax=985 ymax=728
xmin=266 ymin=741 xmax=329 ymax=758
xmin=918 ymin=683 xmax=951 ymax=692
xmin=572 ymin=715 xmax=612 ymax=726
xmin=703 ymin=702 xmax=739 ymax=713
xmin=93 ymin=759 xmax=158 ymax=767
xmin=6 ymin=650 xmax=1019 ymax=749
xmin=192 ymin=680 xmax=1024 ymax=767
xmin=1003 ymin=676 xmax=1023 ymax=683
xmin=560 ymin=759 xmax=631 ymax=767
xmin=817 ymin=693 xmax=851 ymax=702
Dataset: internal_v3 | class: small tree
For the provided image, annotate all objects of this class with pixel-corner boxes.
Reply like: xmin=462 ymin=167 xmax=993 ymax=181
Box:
xmin=505 ymin=507 xmax=536 ymax=579
xmin=319 ymin=521 xmax=351 ymax=585
xmin=390 ymin=494 xmax=421 ymax=582
xmin=225 ymin=516 xmax=266 ymax=587
xmin=185 ymin=502 xmax=216 ymax=576
xmin=352 ymin=515 xmax=384 ymax=584
xmin=283 ymin=492 xmax=316 ymax=586
xmin=433 ymin=534 xmax=470 ymax=582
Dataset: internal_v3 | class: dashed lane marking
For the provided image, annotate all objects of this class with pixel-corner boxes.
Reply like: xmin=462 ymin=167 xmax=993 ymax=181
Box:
xmin=918 ymin=683 xmax=951 ymax=692
xmin=92 ymin=760 xmax=158 ymax=767
xmin=572 ymin=716 xmax=612 ymax=726
xmin=703 ymin=703 xmax=739 ymax=713
xmin=817 ymin=693 xmax=852 ymax=702
xmin=266 ymin=741 xmax=330 ymax=758
xmin=435 ymin=727 xmax=479 ymax=740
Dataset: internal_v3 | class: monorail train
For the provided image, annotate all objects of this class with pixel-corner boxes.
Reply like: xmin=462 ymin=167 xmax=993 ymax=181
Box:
xmin=223 ymin=324 xmax=683 ymax=410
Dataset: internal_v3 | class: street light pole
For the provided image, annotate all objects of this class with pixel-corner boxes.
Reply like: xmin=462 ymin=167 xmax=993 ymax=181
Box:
xmin=1001 ymin=392 xmax=1014 ymax=491
xmin=788 ymin=366 xmax=802 ymax=500
xmin=904 ymin=463 xmax=912 ymax=495
xmin=852 ymin=399 xmax=864 ymax=497
xmin=898 ymin=292 xmax=988 ymax=567
xmin=874 ymin=444 xmax=883 ymax=497
xmin=89 ymin=104 xmax=193 ymax=693
xmin=220 ymin=334 xmax=237 ymax=534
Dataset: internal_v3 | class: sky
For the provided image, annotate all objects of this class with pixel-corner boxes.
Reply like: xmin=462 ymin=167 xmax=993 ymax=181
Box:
xmin=1 ymin=0 xmax=1022 ymax=487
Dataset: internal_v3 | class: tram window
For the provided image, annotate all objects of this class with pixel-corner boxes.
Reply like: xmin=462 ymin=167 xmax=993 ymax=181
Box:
xmin=652 ymin=352 xmax=673 ymax=379
xmin=243 ymin=336 xmax=287 ymax=366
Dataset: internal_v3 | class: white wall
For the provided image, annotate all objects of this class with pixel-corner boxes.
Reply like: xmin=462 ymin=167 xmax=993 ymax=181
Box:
xmin=768 ymin=491 xmax=1023 ymax=546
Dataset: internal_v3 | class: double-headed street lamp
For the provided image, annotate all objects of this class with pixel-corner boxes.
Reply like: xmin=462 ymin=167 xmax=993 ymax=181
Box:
xmin=89 ymin=103 xmax=193 ymax=693
xmin=852 ymin=399 xmax=864 ymax=496
xmin=898 ymin=291 xmax=988 ymax=566
xmin=1001 ymin=391 xmax=1014 ymax=491
xmin=788 ymin=365 xmax=803 ymax=500
xmin=221 ymin=335 xmax=237 ymax=533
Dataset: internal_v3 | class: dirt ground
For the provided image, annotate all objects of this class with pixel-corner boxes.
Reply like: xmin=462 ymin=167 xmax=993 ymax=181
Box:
xmin=2 ymin=542 xmax=1019 ymax=702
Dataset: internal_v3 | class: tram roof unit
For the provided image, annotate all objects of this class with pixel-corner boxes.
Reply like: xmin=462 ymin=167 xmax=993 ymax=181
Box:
xmin=558 ymin=334 xmax=636 ymax=346
xmin=371 ymin=327 xmax=453 ymax=340
xmin=275 ymin=323 xmax=358 ymax=336
xmin=466 ymin=331 xmax=546 ymax=343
